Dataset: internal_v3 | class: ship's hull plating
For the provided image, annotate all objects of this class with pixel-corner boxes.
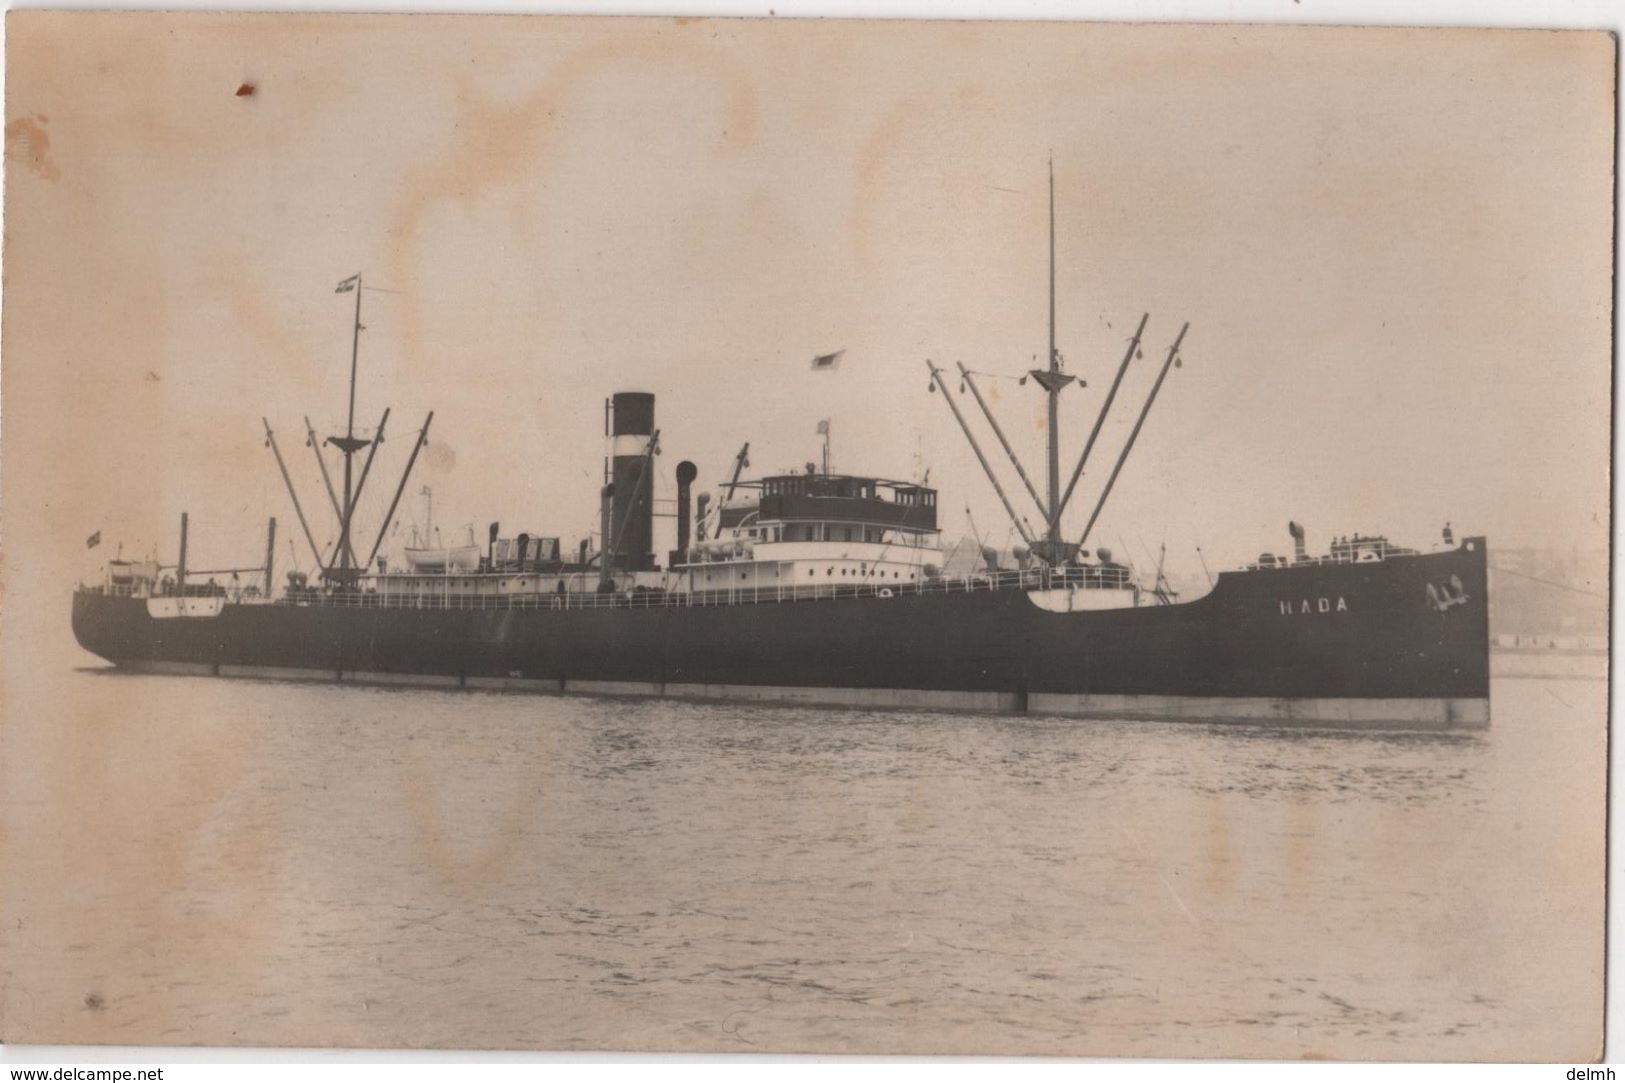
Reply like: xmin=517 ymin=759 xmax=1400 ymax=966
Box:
xmin=71 ymin=539 xmax=1491 ymax=729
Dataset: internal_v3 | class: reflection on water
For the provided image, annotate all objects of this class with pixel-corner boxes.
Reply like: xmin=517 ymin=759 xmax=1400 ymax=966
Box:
xmin=0 ymin=668 xmax=1603 ymax=1058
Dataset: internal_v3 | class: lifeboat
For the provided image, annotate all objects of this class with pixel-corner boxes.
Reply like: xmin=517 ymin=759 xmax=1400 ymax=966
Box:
xmin=403 ymin=544 xmax=480 ymax=573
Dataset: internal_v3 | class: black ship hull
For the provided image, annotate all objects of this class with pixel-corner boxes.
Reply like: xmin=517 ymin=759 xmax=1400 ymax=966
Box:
xmin=72 ymin=538 xmax=1490 ymax=730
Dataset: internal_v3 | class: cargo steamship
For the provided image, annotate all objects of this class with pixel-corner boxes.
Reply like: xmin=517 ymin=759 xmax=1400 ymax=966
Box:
xmin=71 ymin=174 xmax=1490 ymax=729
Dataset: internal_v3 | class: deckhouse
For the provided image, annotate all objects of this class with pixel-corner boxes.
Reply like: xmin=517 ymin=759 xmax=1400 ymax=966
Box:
xmin=682 ymin=471 xmax=942 ymax=596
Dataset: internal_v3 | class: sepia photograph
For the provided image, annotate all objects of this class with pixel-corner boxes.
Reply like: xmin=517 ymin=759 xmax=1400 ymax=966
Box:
xmin=0 ymin=7 xmax=1613 ymax=1064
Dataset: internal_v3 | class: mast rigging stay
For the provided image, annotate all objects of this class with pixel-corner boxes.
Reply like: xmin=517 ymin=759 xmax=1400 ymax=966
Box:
xmin=1077 ymin=322 xmax=1189 ymax=549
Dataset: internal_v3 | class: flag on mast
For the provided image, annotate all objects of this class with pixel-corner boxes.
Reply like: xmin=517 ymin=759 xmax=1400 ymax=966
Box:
xmin=335 ymin=274 xmax=360 ymax=294
xmin=816 ymin=419 xmax=830 ymax=436
xmin=85 ymin=530 xmax=101 ymax=549
xmin=810 ymin=349 xmax=844 ymax=371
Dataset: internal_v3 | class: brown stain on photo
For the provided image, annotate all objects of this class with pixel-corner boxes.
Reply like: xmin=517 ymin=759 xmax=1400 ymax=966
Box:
xmin=385 ymin=30 xmax=759 ymax=379
xmin=849 ymin=95 xmax=920 ymax=265
xmin=423 ymin=440 xmax=457 ymax=475
xmin=209 ymin=254 xmax=327 ymax=398
xmin=6 ymin=114 xmax=61 ymax=181
xmin=398 ymin=739 xmax=546 ymax=890
xmin=9 ymin=677 xmax=276 ymax=1044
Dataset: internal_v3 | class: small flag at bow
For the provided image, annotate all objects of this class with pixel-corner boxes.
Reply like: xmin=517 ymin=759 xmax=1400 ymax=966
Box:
xmin=335 ymin=274 xmax=360 ymax=294
xmin=810 ymin=349 xmax=844 ymax=371
xmin=86 ymin=530 xmax=101 ymax=549
xmin=816 ymin=419 xmax=830 ymax=436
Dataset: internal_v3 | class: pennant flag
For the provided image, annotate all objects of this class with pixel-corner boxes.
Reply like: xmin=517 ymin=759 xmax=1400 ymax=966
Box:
xmin=86 ymin=530 xmax=101 ymax=550
xmin=335 ymin=274 xmax=360 ymax=294
xmin=810 ymin=349 xmax=844 ymax=371
xmin=816 ymin=419 xmax=830 ymax=436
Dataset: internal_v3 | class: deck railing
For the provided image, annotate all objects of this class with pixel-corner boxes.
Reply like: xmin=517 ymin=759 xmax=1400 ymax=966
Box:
xmin=79 ymin=565 xmax=1138 ymax=608
xmin=176 ymin=564 xmax=1138 ymax=612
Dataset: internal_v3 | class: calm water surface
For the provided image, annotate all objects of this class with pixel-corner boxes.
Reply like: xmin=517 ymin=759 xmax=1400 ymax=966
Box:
xmin=0 ymin=667 xmax=1604 ymax=1058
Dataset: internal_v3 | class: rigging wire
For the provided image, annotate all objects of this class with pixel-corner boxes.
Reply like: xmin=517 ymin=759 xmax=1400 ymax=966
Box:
xmin=1488 ymin=564 xmax=1605 ymax=599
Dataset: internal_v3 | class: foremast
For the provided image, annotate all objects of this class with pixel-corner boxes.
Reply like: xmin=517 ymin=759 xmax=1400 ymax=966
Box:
xmin=325 ymin=274 xmax=371 ymax=586
xmin=264 ymin=273 xmax=434 ymax=593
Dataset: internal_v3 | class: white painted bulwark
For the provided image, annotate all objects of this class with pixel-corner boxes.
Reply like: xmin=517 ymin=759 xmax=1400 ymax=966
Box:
xmin=1025 ymin=587 xmax=1141 ymax=612
xmin=145 ymin=597 xmax=226 ymax=619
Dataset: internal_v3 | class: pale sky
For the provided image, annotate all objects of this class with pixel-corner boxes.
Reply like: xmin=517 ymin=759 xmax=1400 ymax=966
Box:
xmin=3 ymin=15 xmax=1613 ymax=624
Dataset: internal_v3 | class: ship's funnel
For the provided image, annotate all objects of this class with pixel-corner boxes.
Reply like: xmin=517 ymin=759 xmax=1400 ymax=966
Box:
xmin=673 ymin=460 xmax=698 ymax=564
xmin=1289 ymin=520 xmax=1307 ymax=563
xmin=607 ymin=392 xmax=656 ymax=572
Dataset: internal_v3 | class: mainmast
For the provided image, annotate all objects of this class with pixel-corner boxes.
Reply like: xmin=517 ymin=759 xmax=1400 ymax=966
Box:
xmin=925 ymin=158 xmax=1188 ymax=569
xmin=1047 ymin=156 xmax=1058 ymax=550
xmin=1027 ymin=156 xmax=1076 ymax=564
